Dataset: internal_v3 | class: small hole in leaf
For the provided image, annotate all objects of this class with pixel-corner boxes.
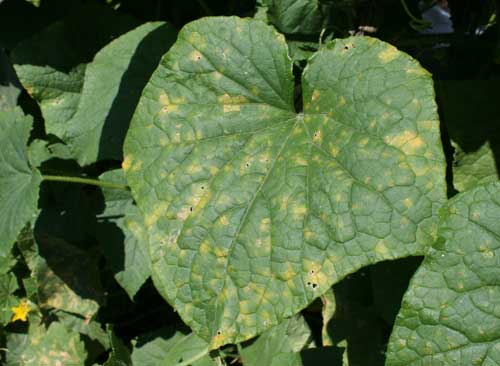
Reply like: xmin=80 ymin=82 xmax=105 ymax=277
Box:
xmin=201 ymin=186 xmax=205 ymax=190
xmin=189 ymin=206 xmax=193 ymax=212
xmin=312 ymin=283 xmax=318 ymax=289
xmin=246 ymin=162 xmax=250 ymax=167
xmin=217 ymin=331 xmax=221 ymax=335
xmin=344 ymin=46 xmax=349 ymax=50
xmin=309 ymin=270 xmax=315 ymax=275
xmin=307 ymin=281 xmax=311 ymax=286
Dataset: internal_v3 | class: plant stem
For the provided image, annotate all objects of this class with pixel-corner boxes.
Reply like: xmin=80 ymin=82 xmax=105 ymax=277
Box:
xmin=196 ymin=0 xmax=214 ymax=15
xmin=42 ymin=175 xmax=129 ymax=191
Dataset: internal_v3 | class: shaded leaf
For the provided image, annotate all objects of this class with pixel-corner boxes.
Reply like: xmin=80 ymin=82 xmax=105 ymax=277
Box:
xmin=0 ymin=107 xmax=41 ymax=256
xmin=97 ymin=170 xmax=150 ymax=299
xmin=0 ymin=271 xmax=18 ymax=325
xmin=67 ymin=22 xmax=177 ymax=165
xmin=124 ymin=17 xmax=446 ymax=346
xmin=386 ymin=181 xmax=500 ymax=366
xmin=11 ymin=4 xmax=139 ymax=140
xmin=0 ymin=49 xmax=21 ymax=111
xmin=19 ymin=233 xmax=103 ymax=319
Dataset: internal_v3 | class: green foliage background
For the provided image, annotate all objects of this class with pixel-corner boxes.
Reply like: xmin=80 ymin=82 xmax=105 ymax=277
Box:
xmin=0 ymin=0 xmax=499 ymax=365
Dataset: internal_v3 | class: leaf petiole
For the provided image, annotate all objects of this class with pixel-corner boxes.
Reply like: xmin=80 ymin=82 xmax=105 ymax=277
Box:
xmin=41 ymin=175 xmax=129 ymax=191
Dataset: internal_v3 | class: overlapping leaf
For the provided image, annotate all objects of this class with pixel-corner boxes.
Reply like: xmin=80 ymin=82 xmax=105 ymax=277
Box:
xmin=11 ymin=4 xmax=139 ymax=140
xmin=97 ymin=170 xmax=150 ymax=299
xmin=386 ymin=182 xmax=500 ymax=366
xmin=124 ymin=17 xmax=445 ymax=346
xmin=0 ymin=107 xmax=41 ymax=256
xmin=5 ymin=321 xmax=87 ymax=366
xmin=66 ymin=22 xmax=177 ymax=165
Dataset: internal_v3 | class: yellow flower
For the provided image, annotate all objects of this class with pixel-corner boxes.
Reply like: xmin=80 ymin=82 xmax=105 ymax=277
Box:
xmin=11 ymin=300 xmax=31 ymax=322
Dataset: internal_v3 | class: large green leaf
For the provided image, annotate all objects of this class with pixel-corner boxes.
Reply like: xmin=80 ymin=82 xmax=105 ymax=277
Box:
xmin=123 ymin=17 xmax=446 ymax=346
xmin=5 ymin=321 xmax=87 ymax=366
xmin=0 ymin=107 xmax=41 ymax=256
xmin=96 ymin=170 xmax=150 ymax=299
xmin=386 ymin=181 xmax=500 ymax=366
xmin=66 ymin=22 xmax=177 ymax=165
xmin=11 ymin=4 xmax=139 ymax=140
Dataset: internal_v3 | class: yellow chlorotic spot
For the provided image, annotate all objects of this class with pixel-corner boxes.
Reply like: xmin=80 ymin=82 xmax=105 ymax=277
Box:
xmin=295 ymin=156 xmax=307 ymax=166
xmin=214 ymin=247 xmax=227 ymax=258
xmin=403 ymin=198 xmax=413 ymax=209
xmin=385 ymin=131 xmax=425 ymax=154
xmin=259 ymin=153 xmax=271 ymax=163
xmin=209 ymin=165 xmax=219 ymax=175
xmin=292 ymin=206 xmax=307 ymax=218
xmin=251 ymin=86 xmax=260 ymax=96
xmin=358 ymin=137 xmax=369 ymax=147
xmin=375 ymin=241 xmax=388 ymax=255
xmin=219 ymin=215 xmax=229 ymax=226
xmin=406 ymin=67 xmax=428 ymax=76
xmin=177 ymin=207 xmax=191 ymax=221
xmin=190 ymin=50 xmax=203 ymax=62
xmin=304 ymin=230 xmax=314 ymax=239
xmin=187 ymin=32 xmax=206 ymax=47
xmin=338 ymin=96 xmax=346 ymax=106
xmin=417 ymin=120 xmax=434 ymax=130
xmin=400 ymin=217 xmax=409 ymax=225
xmin=311 ymin=90 xmax=321 ymax=102
xmin=471 ymin=211 xmax=481 ymax=220
xmin=159 ymin=93 xmax=178 ymax=113
xmin=131 ymin=159 xmax=142 ymax=172
xmin=313 ymin=130 xmax=322 ymax=142
xmin=378 ymin=46 xmax=398 ymax=63
xmin=145 ymin=203 xmax=169 ymax=227
xmin=11 ymin=300 xmax=30 ymax=322
xmin=186 ymin=163 xmax=202 ymax=174
xmin=224 ymin=104 xmax=240 ymax=113
xmin=369 ymin=120 xmax=376 ymax=129
xmin=122 ymin=155 xmax=132 ymax=171
xmin=281 ymin=264 xmax=297 ymax=280
xmin=260 ymin=218 xmax=270 ymax=232
xmin=25 ymin=87 xmax=35 ymax=96
xmin=200 ymin=240 xmax=210 ymax=254
xmin=212 ymin=71 xmax=223 ymax=80
xmin=218 ymin=93 xmax=247 ymax=105
xmin=330 ymin=146 xmax=340 ymax=157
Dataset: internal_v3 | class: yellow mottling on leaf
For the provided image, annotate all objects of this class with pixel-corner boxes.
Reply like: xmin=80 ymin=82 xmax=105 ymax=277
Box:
xmin=330 ymin=146 xmax=339 ymax=157
xmin=159 ymin=93 xmax=178 ymax=113
xmin=375 ymin=241 xmax=388 ymax=255
xmin=219 ymin=215 xmax=229 ymax=226
xmin=122 ymin=155 xmax=132 ymax=171
xmin=260 ymin=218 xmax=270 ymax=232
xmin=378 ymin=46 xmax=398 ymax=63
xmin=214 ymin=247 xmax=227 ymax=258
xmin=186 ymin=163 xmax=202 ymax=174
xmin=200 ymin=240 xmax=210 ymax=254
xmin=295 ymin=156 xmax=307 ymax=166
xmin=218 ymin=93 xmax=247 ymax=105
xmin=406 ymin=67 xmax=428 ymax=76
xmin=417 ymin=120 xmax=434 ymax=130
xmin=311 ymin=89 xmax=321 ymax=102
xmin=358 ymin=137 xmax=369 ymax=147
xmin=190 ymin=50 xmax=203 ymax=62
xmin=292 ymin=206 xmax=307 ymax=219
xmin=224 ymin=104 xmax=240 ymax=113
xmin=145 ymin=203 xmax=169 ymax=227
xmin=11 ymin=300 xmax=30 ymax=322
xmin=209 ymin=165 xmax=219 ymax=175
xmin=338 ymin=96 xmax=346 ymax=106
xmin=403 ymin=198 xmax=413 ymax=208
xmin=281 ymin=264 xmax=297 ymax=280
